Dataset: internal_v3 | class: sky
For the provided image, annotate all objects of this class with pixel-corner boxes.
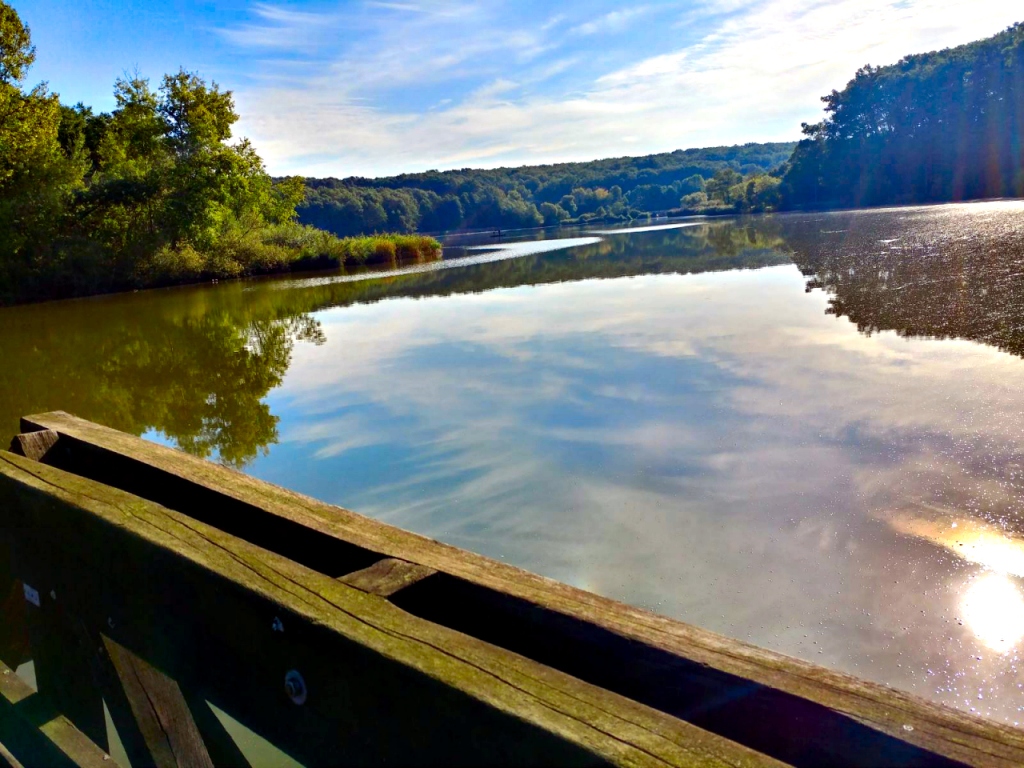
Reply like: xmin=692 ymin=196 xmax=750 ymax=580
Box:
xmin=15 ymin=0 xmax=1024 ymax=178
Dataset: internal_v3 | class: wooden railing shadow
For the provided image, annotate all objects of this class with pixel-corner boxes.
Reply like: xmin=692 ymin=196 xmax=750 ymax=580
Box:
xmin=1 ymin=412 xmax=1023 ymax=767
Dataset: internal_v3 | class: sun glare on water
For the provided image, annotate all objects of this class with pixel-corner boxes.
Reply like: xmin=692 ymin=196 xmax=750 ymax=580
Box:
xmin=888 ymin=513 xmax=1024 ymax=652
xmin=960 ymin=572 xmax=1024 ymax=654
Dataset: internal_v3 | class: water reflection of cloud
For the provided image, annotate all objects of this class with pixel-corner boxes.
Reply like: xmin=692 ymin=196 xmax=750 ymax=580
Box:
xmin=465 ymin=237 xmax=604 ymax=256
xmin=257 ymin=262 xmax=1024 ymax=724
xmin=889 ymin=513 xmax=1024 ymax=579
xmin=282 ymin=237 xmax=605 ymax=290
xmin=590 ymin=223 xmax=706 ymax=235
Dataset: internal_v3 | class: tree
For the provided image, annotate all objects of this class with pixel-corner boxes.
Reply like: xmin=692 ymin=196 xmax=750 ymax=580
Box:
xmin=539 ymin=201 xmax=569 ymax=225
xmin=294 ymin=143 xmax=796 ymax=235
xmin=0 ymin=1 xmax=364 ymax=305
xmin=782 ymin=23 xmax=1024 ymax=208
xmin=0 ymin=1 xmax=33 ymax=86
xmin=0 ymin=2 xmax=84 ymax=300
xmin=705 ymin=169 xmax=743 ymax=203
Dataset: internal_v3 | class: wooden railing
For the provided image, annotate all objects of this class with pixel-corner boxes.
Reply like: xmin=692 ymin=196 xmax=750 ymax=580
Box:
xmin=1 ymin=412 xmax=1023 ymax=767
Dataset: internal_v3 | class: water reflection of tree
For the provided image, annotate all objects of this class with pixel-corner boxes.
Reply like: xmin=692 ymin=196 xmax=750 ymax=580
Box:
xmin=0 ymin=293 xmax=326 ymax=467
xmin=780 ymin=210 xmax=1024 ymax=359
xmin=0 ymin=221 xmax=789 ymax=466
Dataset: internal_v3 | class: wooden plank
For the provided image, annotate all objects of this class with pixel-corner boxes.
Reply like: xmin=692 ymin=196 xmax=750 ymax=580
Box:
xmin=8 ymin=430 xmax=59 ymax=463
xmin=15 ymin=417 xmax=382 ymax=580
xmin=20 ymin=410 xmax=1024 ymax=768
xmin=99 ymin=634 xmax=214 ymax=768
xmin=0 ymin=740 xmax=25 ymax=768
xmin=0 ymin=659 xmax=112 ymax=768
xmin=0 ymin=449 xmax=784 ymax=768
xmin=340 ymin=557 xmax=437 ymax=597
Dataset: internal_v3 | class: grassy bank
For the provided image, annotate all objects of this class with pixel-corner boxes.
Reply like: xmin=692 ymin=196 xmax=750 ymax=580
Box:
xmin=2 ymin=223 xmax=442 ymax=306
xmin=148 ymin=224 xmax=442 ymax=284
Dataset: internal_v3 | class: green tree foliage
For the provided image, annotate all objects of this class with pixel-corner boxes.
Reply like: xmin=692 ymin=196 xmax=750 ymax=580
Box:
xmin=298 ymin=142 xmax=795 ymax=235
xmin=0 ymin=1 xmax=33 ymax=84
xmin=539 ymin=201 xmax=570 ymax=225
xmin=0 ymin=2 xmax=419 ymax=305
xmin=783 ymin=23 xmax=1024 ymax=208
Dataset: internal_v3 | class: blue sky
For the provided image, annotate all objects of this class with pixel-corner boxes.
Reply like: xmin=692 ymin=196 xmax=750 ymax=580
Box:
xmin=16 ymin=0 xmax=1023 ymax=178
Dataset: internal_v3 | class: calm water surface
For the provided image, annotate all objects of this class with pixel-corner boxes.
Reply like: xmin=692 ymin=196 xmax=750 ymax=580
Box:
xmin=3 ymin=201 xmax=1024 ymax=726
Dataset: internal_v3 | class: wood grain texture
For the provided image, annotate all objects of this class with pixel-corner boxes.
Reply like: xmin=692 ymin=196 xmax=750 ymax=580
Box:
xmin=340 ymin=557 xmax=437 ymax=597
xmin=8 ymin=430 xmax=59 ymax=463
xmin=0 ymin=448 xmax=783 ymax=768
xmin=19 ymin=410 xmax=1024 ymax=768
xmin=101 ymin=635 xmax=214 ymax=768
xmin=0 ymin=660 xmax=111 ymax=768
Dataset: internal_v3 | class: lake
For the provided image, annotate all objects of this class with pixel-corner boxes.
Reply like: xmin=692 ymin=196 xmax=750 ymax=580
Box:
xmin=2 ymin=200 xmax=1024 ymax=728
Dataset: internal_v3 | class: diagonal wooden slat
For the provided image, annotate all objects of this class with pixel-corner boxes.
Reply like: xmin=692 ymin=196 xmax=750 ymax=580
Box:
xmin=0 ymin=739 xmax=25 ymax=768
xmin=99 ymin=635 xmax=214 ymax=768
xmin=0 ymin=659 xmax=111 ymax=768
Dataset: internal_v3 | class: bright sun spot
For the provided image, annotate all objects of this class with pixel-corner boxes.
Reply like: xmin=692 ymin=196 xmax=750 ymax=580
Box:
xmin=960 ymin=573 xmax=1024 ymax=654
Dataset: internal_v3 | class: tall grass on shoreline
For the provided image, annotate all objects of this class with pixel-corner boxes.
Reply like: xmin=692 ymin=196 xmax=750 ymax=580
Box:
xmin=338 ymin=233 xmax=443 ymax=266
xmin=146 ymin=223 xmax=442 ymax=287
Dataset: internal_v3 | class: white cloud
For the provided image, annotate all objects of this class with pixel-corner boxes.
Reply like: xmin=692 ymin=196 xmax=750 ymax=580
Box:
xmin=218 ymin=3 xmax=345 ymax=49
xmin=226 ymin=0 xmax=1024 ymax=176
xmin=365 ymin=1 xmax=427 ymax=11
xmin=570 ymin=7 xmax=653 ymax=36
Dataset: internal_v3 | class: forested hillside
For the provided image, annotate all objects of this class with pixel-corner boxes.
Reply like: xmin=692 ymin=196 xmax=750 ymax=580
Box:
xmin=298 ymin=143 xmax=795 ymax=235
xmin=302 ymin=22 xmax=1024 ymax=230
xmin=782 ymin=23 xmax=1024 ymax=208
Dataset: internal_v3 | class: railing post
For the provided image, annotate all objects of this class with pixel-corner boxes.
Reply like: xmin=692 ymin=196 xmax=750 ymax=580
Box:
xmin=0 ymin=538 xmax=29 ymax=673
xmin=22 ymin=593 xmax=108 ymax=751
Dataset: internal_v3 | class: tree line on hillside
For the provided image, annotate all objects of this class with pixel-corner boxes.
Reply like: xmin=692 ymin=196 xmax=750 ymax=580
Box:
xmin=782 ymin=22 xmax=1024 ymax=208
xmin=0 ymin=2 xmax=437 ymax=305
xmin=297 ymin=144 xmax=794 ymax=235
xmin=299 ymin=22 xmax=1024 ymax=236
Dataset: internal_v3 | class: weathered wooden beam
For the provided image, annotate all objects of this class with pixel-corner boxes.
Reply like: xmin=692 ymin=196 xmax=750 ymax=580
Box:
xmin=99 ymin=635 xmax=214 ymax=768
xmin=0 ymin=449 xmax=782 ymax=768
xmin=20 ymin=410 xmax=1024 ymax=768
xmin=0 ymin=660 xmax=111 ymax=768
xmin=8 ymin=430 xmax=59 ymax=463
xmin=339 ymin=557 xmax=437 ymax=597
